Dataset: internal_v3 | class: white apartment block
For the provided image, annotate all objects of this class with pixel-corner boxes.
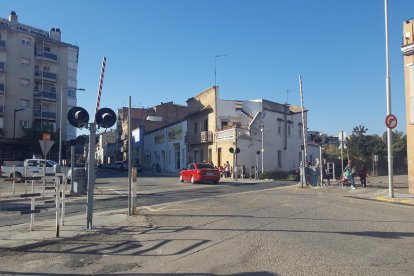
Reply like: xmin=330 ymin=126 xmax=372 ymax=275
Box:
xmin=96 ymin=130 xmax=117 ymax=165
xmin=0 ymin=11 xmax=79 ymax=161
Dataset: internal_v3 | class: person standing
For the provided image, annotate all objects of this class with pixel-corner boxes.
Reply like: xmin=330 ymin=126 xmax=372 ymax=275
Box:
xmin=225 ymin=161 xmax=231 ymax=178
xmin=359 ymin=164 xmax=367 ymax=188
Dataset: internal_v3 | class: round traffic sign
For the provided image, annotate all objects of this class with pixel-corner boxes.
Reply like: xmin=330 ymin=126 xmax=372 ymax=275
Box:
xmin=385 ymin=114 xmax=397 ymax=129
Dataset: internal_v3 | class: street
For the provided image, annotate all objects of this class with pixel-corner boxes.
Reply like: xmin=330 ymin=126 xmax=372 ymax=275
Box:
xmin=0 ymin=171 xmax=413 ymax=275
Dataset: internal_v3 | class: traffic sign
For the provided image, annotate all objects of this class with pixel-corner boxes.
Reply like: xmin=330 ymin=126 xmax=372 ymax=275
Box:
xmin=385 ymin=114 xmax=397 ymax=129
xmin=338 ymin=131 xmax=347 ymax=141
xmin=39 ymin=140 xmax=55 ymax=158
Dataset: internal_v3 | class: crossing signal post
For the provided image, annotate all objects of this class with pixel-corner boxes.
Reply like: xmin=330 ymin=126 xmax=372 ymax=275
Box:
xmin=67 ymin=106 xmax=116 ymax=230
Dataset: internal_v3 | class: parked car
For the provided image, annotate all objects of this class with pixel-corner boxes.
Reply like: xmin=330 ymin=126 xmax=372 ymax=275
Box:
xmin=180 ymin=163 xmax=220 ymax=184
xmin=1 ymin=159 xmax=61 ymax=182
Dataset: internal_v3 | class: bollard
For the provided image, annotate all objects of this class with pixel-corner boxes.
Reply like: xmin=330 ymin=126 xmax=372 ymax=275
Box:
xmin=61 ymin=175 xmax=66 ymax=226
xmin=132 ymin=167 xmax=137 ymax=215
xmin=30 ymin=197 xmax=35 ymax=231
xmin=55 ymin=180 xmax=60 ymax=237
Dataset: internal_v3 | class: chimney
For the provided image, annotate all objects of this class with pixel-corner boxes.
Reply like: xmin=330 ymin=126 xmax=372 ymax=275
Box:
xmin=8 ymin=11 xmax=17 ymax=27
xmin=50 ymin=27 xmax=61 ymax=41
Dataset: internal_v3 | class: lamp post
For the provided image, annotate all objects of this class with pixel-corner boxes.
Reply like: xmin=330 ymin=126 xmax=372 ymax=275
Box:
xmin=259 ymin=122 xmax=264 ymax=174
xmin=59 ymin=86 xmax=85 ymax=164
xmin=13 ymin=108 xmax=25 ymax=139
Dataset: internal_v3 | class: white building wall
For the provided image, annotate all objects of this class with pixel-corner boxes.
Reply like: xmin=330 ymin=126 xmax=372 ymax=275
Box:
xmin=143 ymin=121 xmax=187 ymax=173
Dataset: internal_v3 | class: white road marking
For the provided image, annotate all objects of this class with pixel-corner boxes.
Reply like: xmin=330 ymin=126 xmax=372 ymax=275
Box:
xmin=141 ymin=184 xmax=295 ymax=211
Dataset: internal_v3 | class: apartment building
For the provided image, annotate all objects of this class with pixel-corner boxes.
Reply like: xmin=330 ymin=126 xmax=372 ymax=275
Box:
xmin=401 ymin=18 xmax=414 ymax=194
xmin=0 ymin=11 xmax=80 ymax=163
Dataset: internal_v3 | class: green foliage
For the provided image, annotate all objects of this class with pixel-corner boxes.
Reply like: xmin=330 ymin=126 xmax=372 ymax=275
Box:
xmin=21 ymin=125 xmax=59 ymax=157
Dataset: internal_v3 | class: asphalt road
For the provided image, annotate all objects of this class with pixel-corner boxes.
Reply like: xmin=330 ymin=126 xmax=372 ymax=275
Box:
xmin=0 ymin=169 xmax=293 ymax=227
xmin=0 ymin=172 xmax=413 ymax=275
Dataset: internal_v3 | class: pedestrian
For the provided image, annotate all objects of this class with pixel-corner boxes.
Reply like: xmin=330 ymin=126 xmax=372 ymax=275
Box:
xmin=225 ymin=161 xmax=231 ymax=178
xmin=344 ymin=160 xmax=356 ymax=189
xmin=322 ymin=162 xmax=330 ymax=186
xmin=359 ymin=164 xmax=367 ymax=188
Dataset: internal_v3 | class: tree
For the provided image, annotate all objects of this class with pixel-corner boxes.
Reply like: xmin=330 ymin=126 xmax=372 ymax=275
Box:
xmin=347 ymin=125 xmax=386 ymax=164
xmin=21 ymin=125 xmax=59 ymax=158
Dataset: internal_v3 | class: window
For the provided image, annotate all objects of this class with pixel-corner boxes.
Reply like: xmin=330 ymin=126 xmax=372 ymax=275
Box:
xmin=19 ymin=120 xmax=29 ymax=128
xmin=44 ymin=46 xmax=51 ymax=52
xmin=203 ymin=119 xmax=208 ymax=131
xmin=278 ymin=126 xmax=281 ymax=135
xmin=21 ymin=57 xmax=31 ymax=65
xmin=20 ymin=78 xmax=30 ymax=86
xmin=194 ymin=122 xmax=198 ymax=134
xmin=21 ymin=37 xmax=31 ymax=46
xmin=19 ymin=99 xmax=30 ymax=108
xmin=287 ymin=125 xmax=291 ymax=136
xmin=43 ymin=65 xmax=50 ymax=71
xmin=278 ymin=151 xmax=282 ymax=168
xmin=174 ymin=143 xmax=180 ymax=169
xmin=68 ymin=89 xmax=77 ymax=98
xmin=221 ymin=120 xmax=228 ymax=130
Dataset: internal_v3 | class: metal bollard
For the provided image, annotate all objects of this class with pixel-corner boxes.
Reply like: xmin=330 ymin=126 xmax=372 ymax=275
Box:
xmin=132 ymin=167 xmax=137 ymax=215
xmin=30 ymin=197 xmax=35 ymax=231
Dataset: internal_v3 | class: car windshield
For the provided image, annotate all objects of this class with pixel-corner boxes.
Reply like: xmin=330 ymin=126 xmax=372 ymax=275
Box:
xmin=197 ymin=164 xmax=215 ymax=169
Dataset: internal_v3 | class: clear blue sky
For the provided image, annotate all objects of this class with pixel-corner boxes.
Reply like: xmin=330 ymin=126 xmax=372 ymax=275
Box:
xmin=2 ymin=0 xmax=414 ymax=137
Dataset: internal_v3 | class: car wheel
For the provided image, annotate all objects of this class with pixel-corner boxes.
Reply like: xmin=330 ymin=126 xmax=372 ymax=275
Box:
xmin=13 ymin=172 xmax=23 ymax=183
xmin=179 ymin=175 xmax=184 ymax=182
xmin=191 ymin=175 xmax=196 ymax=184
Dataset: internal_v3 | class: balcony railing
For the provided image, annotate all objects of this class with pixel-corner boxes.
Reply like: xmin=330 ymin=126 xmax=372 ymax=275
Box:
xmin=216 ymin=128 xmax=250 ymax=141
xmin=34 ymin=89 xmax=57 ymax=101
xmin=35 ymin=70 xmax=57 ymax=80
xmin=33 ymin=109 xmax=56 ymax=120
xmin=35 ymin=51 xmax=57 ymax=61
xmin=185 ymin=131 xmax=213 ymax=145
xmin=401 ymin=42 xmax=414 ymax=56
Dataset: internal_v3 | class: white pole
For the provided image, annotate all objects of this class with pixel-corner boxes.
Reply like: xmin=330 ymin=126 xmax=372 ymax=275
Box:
xmin=341 ymin=131 xmax=344 ymax=174
xmin=59 ymin=86 xmax=63 ymax=164
xmin=299 ymin=75 xmax=307 ymax=162
xmin=128 ymin=96 xmax=132 ymax=215
xmin=384 ymin=0 xmax=394 ymax=198
xmin=261 ymin=125 xmax=264 ymax=174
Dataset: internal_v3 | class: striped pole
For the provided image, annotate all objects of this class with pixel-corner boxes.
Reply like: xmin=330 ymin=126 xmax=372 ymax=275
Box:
xmin=95 ymin=56 xmax=107 ymax=122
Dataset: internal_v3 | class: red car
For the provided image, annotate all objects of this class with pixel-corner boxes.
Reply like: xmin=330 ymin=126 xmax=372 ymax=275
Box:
xmin=180 ymin=163 xmax=220 ymax=184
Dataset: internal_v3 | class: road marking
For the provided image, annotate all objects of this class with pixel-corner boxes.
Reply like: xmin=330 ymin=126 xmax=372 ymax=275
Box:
xmin=141 ymin=184 xmax=296 ymax=211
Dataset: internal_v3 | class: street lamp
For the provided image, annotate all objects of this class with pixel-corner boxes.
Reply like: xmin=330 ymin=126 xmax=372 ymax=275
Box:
xmin=259 ymin=122 xmax=264 ymax=174
xmin=13 ymin=108 xmax=25 ymax=139
xmin=59 ymin=86 xmax=85 ymax=164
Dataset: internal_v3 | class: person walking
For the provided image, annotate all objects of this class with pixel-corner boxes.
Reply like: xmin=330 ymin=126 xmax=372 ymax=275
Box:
xmin=344 ymin=160 xmax=356 ymax=189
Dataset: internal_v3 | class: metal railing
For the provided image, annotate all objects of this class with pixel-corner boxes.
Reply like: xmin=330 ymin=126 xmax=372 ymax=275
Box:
xmin=185 ymin=131 xmax=213 ymax=144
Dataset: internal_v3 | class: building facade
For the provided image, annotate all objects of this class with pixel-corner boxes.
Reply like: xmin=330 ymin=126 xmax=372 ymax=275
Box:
xmin=116 ymin=102 xmax=188 ymax=163
xmin=96 ymin=130 xmax=117 ymax=165
xmin=185 ymin=86 xmax=308 ymax=174
xmin=143 ymin=120 xmax=187 ymax=173
xmin=0 ymin=11 xmax=80 ymax=163
xmin=401 ymin=19 xmax=414 ymax=194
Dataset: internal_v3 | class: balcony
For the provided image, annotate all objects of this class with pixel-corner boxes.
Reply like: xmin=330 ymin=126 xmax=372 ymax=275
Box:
xmin=185 ymin=131 xmax=213 ymax=145
xmin=0 ymin=40 xmax=5 ymax=51
xmin=0 ymin=62 xmax=5 ymax=73
xmin=401 ymin=42 xmax=414 ymax=56
xmin=33 ymin=89 xmax=57 ymax=101
xmin=0 ymin=83 xmax=4 ymax=95
xmin=34 ymin=70 xmax=57 ymax=81
xmin=33 ymin=109 xmax=56 ymax=120
xmin=35 ymin=51 xmax=57 ymax=62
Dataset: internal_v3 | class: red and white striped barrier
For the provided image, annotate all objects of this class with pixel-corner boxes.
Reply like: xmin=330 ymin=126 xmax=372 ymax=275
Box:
xmin=95 ymin=56 xmax=106 ymax=122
